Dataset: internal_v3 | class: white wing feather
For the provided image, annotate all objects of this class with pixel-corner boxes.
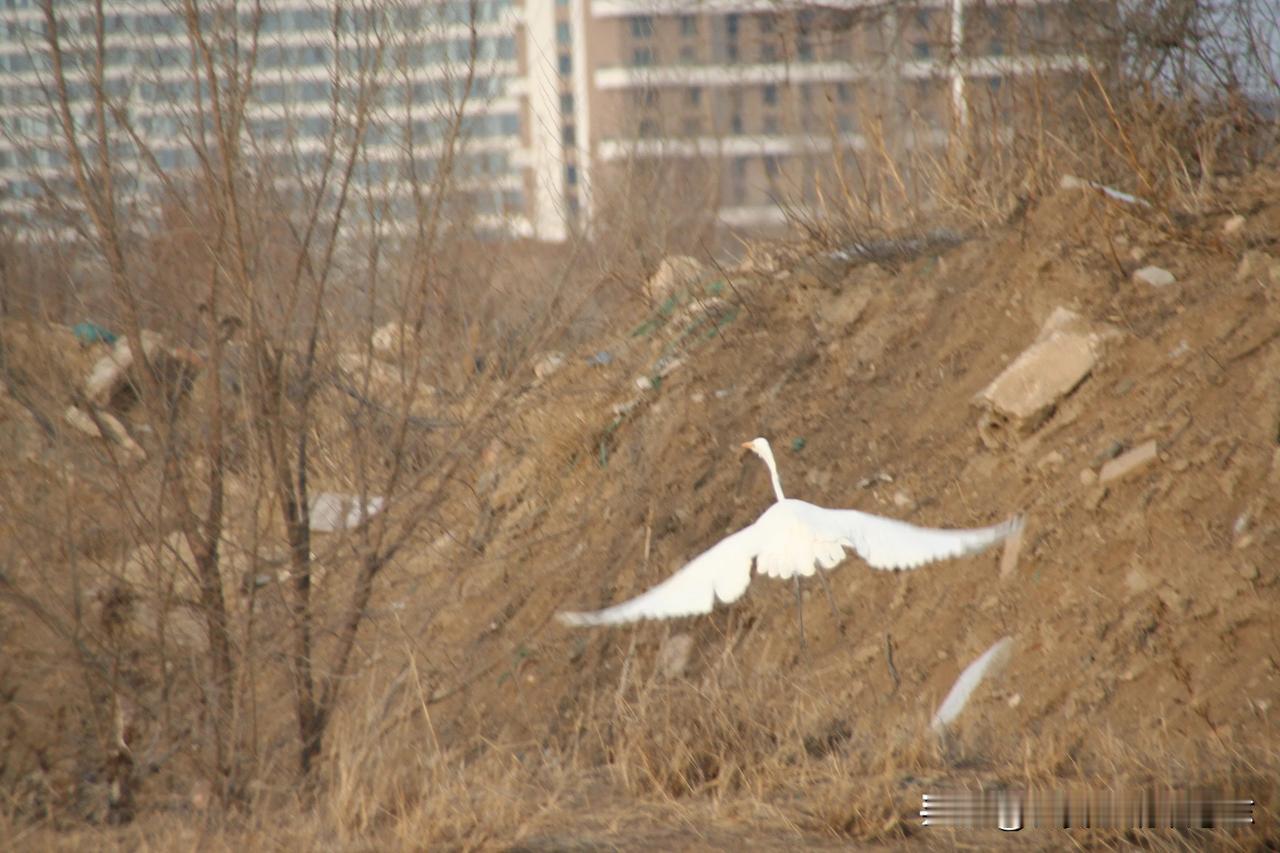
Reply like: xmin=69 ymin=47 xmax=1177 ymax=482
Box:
xmin=788 ymin=502 xmax=1023 ymax=571
xmin=557 ymin=523 xmax=763 ymax=626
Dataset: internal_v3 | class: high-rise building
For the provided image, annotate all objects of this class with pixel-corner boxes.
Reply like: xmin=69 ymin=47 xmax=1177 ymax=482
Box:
xmin=0 ymin=1 xmax=1084 ymax=241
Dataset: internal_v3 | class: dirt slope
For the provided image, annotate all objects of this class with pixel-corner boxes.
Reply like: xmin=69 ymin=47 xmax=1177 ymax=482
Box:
xmin=390 ymin=171 xmax=1280 ymax=846
xmin=3 ymin=170 xmax=1279 ymax=848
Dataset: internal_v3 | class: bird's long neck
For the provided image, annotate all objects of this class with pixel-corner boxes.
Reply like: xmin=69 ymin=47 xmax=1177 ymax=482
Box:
xmin=762 ymin=449 xmax=785 ymax=502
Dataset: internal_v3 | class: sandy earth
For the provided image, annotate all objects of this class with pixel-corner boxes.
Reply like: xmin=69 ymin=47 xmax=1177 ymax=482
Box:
xmin=2 ymin=171 xmax=1279 ymax=849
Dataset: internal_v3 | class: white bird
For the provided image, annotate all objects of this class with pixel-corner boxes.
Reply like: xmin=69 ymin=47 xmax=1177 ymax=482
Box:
xmin=558 ymin=437 xmax=1022 ymax=644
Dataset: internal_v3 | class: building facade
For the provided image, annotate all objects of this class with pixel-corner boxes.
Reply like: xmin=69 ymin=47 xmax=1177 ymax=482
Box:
xmin=0 ymin=1 xmax=1084 ymax=241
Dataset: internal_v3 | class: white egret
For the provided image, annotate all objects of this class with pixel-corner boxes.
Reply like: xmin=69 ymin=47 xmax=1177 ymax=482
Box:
xmin=558 ymin=437 xmax=1022 ymax=645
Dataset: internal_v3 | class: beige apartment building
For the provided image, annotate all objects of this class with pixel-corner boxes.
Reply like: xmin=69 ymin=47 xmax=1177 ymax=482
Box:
xmin=524 ymin=0 xmax=1089 ymax=238
xmin=0 ymin=2 xmax=1086 ymax=241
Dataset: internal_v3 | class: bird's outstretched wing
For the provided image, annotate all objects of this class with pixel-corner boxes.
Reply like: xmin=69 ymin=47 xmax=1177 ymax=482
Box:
xmin=791 ymin=502 xmax=1023 ymax=571
xmin=557 ymin=523 xmax=763 ymax=626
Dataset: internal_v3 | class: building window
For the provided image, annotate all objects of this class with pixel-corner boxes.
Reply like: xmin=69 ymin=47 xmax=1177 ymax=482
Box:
xmin=725 ymin=43 xmax=738 ymax=62
xmin=682 ymin=117 xmax=702 ymax=136
xmin=638 ymin=118 xmax=659 ymax=137
xmin=763 ymin=116 xmax=779 ymax=134
xmin=562 ymin=124 xmax=576 ymax=145
xmin=561 ymin=93 xmax=574 ymax=112
xmin=761 ymin=41 xmax=778 ymax=62
xmin=686 ymin=86 xmax=701 ymax=106
xmin=556 ymin=21 xmax=570 ymax=44
xmin=913 ymin=41 xmax=931 ymax=59
xmin=633 ymin=46 xmax=653 ymax=66
xmin=837 ymin=82 xmax=851 ymax=103
xmin=566 ymin=164 xmax=578 ymax=185
xmin=764 ymin=155 xmax=779 ymax=177
xmin=760 ymin=15 xmax=775 ymax=34
xmin=680 ymin=15 xmax=697 ymax=36
xmin=730 ymin=113 xmax=743 ymax=134
xmin=725 ymin=14 xmax=739 ymax=36
xmin=559 ymin=52 xmax=572 ymax=73
xmin=762 ymin=84 xmax=777 ymax=105
xmin=631 ymin=16 xmax=653 ymax=38
xmin=679 ymin=45 xmax=696 ymax=64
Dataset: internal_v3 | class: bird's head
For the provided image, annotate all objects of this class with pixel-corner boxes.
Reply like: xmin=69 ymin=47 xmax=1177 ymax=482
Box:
xmin=740 ymin=437 xmax=772 ymax=460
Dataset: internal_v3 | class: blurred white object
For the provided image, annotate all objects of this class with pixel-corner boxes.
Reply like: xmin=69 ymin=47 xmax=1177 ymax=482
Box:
xmin=309 ymin=492 xmax=385 ymax=533
xmin=931 ymin=637 xmax=1014 ymax=734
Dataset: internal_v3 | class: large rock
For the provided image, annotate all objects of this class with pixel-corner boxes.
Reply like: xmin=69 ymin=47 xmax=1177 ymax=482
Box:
xmin=646 ymin=255 xmax=707 ymax=304
xmin=975 ymin=308 xmax=1118 ymax=436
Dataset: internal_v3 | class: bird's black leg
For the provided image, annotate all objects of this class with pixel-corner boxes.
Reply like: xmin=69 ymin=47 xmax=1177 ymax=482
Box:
xmin=816 ymin=570 xmax=846 ymax=635
xmin=793 ymin=575 xmax=806 ymax=650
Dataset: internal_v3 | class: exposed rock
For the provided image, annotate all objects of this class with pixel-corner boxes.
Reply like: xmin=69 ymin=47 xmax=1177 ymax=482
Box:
xmin=1079 ymin=468 xmax=1098 ymax=486
xmin=818 ymin=287 xmax=872 ymax=335
xmin=1098 ymin=440 xmax=1158 ymax=484
xmin=1133 ymin=265 xmax=1176 ymax=288
xmin=64 ymin=405 xmax=103 ymax=438
xmin=308 ymin=492 xmax=385 ymax=533
xmin=371 ymin=322 xmax=420 ymax=363
xmin=533 ymin=352 xmax=566 ymax=380
xmin=975 ymin=308 xmax=1118 ymax=436
xmin=1036 ymin=450 xmax=1065 ymax=471
xmin=336 ymin=352 xmax=439 ymax=416
xmin=646 ymin=255 xmax=706 ymax=303
xmin=1236 ymin=250 xmax=1280 ymax=285
xmin=1222 ymin=214 xmax=1246 ymax=235
xmin=657 ymin=632 xmax=694 ymax=679
xmin=999 ymin=518 xmax=1025 ymax=580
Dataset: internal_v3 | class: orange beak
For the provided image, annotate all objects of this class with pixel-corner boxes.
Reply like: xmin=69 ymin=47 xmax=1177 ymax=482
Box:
xmin=740 ymin=441 xmax=753 ymax=450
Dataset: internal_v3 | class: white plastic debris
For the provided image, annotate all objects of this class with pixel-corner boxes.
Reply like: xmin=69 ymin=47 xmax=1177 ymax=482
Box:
xmin=309 ymin=492 xmax=385 ymax=533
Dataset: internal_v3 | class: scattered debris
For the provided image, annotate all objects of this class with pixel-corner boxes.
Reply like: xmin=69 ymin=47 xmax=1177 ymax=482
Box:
xmin=892 ymin=491 xmax=914 ymax=510
xmin=1079 ymin=468 xmax=1098 ymax=486
xmin=1059 ymin=174 xmax=1152 ymax=207
xmin=656 ymin=633 xmax=694 ymax=679
xmin=999 ymin=518 xmax=1025 ymax=579
xmin=1036 ymin=450 xmax=1065 ymax=472
xmin=1133 ymin=265 xmax=1176 ymax=288
xmin=635 ymin=376 xmax=653 ymax=391
xmin=790 ymin=437 xmax=806 ymax=452
xmin=371 ymin=322 xmax=419 ymax=363
xmin=83 ymin=331 xmax=200 ymax=410
xmin=931 ymin=637 xmax=1014 ymax=734
xmin=72 ymin=321 xmax=117 ymax=346
xmin=974 ymin=307 xmax=1118 ymax=437
xmin=826 ymin=228 xmax=968 ymax=264
xmin=856 ymin=472 xmax=894 ymax=489
xmin=586 ymin=350 xmax=613 ymax=367
xmin=308 ymin=492 xmax=385 ymax=533
xmin=1098 ymin=440 xmax=1158 ymax=484
xmin=1236 ymin=250 xmax=1279 ymax=285
xmin=646 ymin=255 xmax=707 ymax=303
xmin=1222 ymin=214 xmax=1246 ymax=235
xmin=533 ymin=352 xmax=566 ymax=380
xmin=63 ymin=406 xmax=145 ymax=462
